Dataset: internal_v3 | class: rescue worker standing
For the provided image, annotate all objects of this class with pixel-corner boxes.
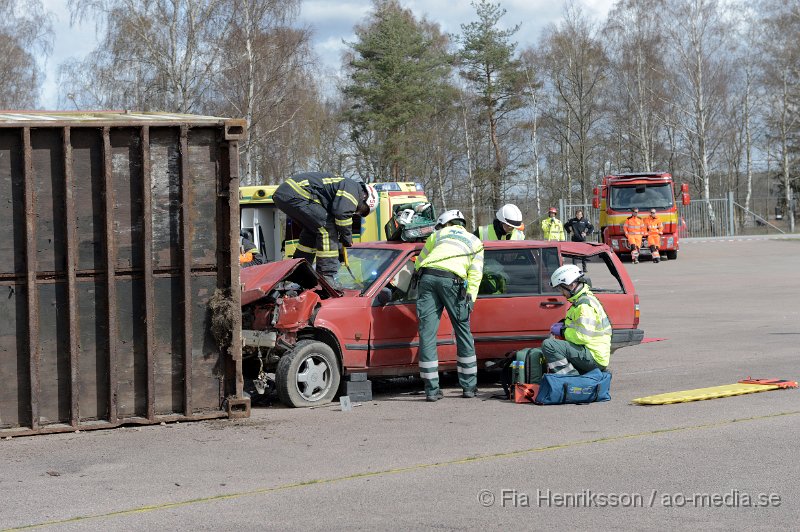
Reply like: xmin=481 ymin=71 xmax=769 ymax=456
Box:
xmin=415 ymin=210 xmax=484 ymax=401
xmin=644 ymin=209 xmax=663 ymax=263
xmin=475 ymin=203 xmax=525 ymax=240
xmin=541 ymin=207 xmax=566 ymax=241
xmin=273 ymin=172 xmax=378 ymax=286
xmin=623 ymin=208 xmax=646 ymax=264
xmin=239 ymin=230 xmax=265 ymax=268
xmin=525 ymin=265 xmax=612 ymax=383
xmin=564 ymin=209 xmax=594 ymax=242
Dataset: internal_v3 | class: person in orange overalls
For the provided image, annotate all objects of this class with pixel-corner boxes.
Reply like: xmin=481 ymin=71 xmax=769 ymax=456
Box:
xmin=644 ymin=209 xmax=663 ymax=263
xmin=623 ymin=208 xmax=646 ymax=264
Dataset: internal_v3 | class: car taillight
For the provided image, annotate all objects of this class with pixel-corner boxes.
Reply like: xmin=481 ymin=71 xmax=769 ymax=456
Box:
xmin=634 ymin=294 xmax=640 ymax=327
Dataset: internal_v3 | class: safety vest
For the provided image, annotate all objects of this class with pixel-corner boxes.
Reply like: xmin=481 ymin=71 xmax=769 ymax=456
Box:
xmin=645 ymin=216 xmax=663 ymax=237
xmin=478 ymin=224 xmax=524 ymax=241
xmin=541 ymin=217 xmax=566 ymax=241
xmin=563 ymin=284 xmax=612 ymax=367
xmin=416 ymin=225 xmax=485 ymax=301
xmin=623 ymin=216 xmax=645 ymax=240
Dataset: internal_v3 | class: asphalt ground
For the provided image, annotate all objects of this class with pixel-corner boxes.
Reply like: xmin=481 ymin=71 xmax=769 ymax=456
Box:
xmin=2 ymin=235 xmax=799 ymax=530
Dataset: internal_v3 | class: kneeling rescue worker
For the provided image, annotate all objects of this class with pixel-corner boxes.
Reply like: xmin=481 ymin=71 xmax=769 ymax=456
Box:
xmin=272 ymin=172 xmax=378 ymax=287
xmin=527 ymin=264 xmax=612 ymax=383
xmin=415 ymin=209 xmax=484 ymax=402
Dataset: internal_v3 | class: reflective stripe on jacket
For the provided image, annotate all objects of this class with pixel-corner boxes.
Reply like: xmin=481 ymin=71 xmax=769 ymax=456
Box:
xmin=563 ymin=284 xmax=612 ymax=367
xmin=284 ymin=172 xmax=363 ymax=245
xmin=541 ymin=217 xmax=565 ymax=241
xmin=416 ymin=226 xmax=484 ymax=301
xmin=477 ymin=224 xmax=524 ymax=241
xmin=645 ymin=216 xmax=663 ymax=237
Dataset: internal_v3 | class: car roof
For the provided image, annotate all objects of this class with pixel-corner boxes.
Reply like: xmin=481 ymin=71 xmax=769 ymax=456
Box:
xmin=352 ymin=239 xmax=612 ymax=255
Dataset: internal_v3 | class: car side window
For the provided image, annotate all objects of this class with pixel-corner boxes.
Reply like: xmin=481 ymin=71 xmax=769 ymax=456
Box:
xmin=541 ymin=247 xmax=560 ymax=294
xmin=478 ymin=249 xmax=539 ymax=296
xmin=562 ymin=253 xmax=624 ymax=293
xmin=385 ymin=258 xmax=418 ymax=302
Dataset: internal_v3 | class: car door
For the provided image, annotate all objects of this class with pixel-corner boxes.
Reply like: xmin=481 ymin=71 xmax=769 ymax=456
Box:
xmin=560 ymin=250 xmax=633 ymax=329
xmin=367 ymin=255 xmax=456 ymax=370
xmin=470 ymin=246 xmax=566 ymax=359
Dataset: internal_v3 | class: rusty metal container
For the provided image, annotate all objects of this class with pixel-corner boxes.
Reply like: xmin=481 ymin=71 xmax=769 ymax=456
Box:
xmin=0 ymin=112 xmax=249 ymax=437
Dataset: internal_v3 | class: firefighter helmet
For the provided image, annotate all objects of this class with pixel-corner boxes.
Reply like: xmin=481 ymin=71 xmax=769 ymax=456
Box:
xmin=363 ymin=183 xmax=379 ymax=214
xmin=436 ymin=209 xmax=466 ymax=228
xmin=550 ymin=264 xmax=583 ymax=288
xmin=496 ymin=204 xmax=523 ymax=229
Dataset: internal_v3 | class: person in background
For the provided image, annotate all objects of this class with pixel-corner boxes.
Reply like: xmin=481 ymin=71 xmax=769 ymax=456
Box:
xmin=475 ymin=203 xmax=525 ymax=240
xmin=644 ymin=209 xmax=663 ymax=263
xmin=564 ymin=209 xmax=594 ymax=243
xmin=415 ymin=209 xmax=484 ymax=402
xmin=623 ymin=208 xmax=646 ymax=264
xmin=541 ymin=207 xmax=565 ymax=241
xmin=239 ymin=230 xmax=265 ymax=268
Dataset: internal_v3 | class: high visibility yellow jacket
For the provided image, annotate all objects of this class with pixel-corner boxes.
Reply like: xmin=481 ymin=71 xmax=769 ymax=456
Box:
xmin=541 ymin=217 xmax=566 ymax=241
xmin=477 ymin=223 xmax=524 ymax=241
xmin=416 ymin=225 xmax=484 ymax=302
xmin=564 ymin=284 xmax=612 ymax=367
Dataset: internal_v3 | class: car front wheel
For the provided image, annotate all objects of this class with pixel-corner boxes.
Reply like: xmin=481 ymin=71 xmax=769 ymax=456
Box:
xmin=666 ymin=250 xmax=678 ymax=260
xmin=276 ymin=340 xmax=341 ymax=407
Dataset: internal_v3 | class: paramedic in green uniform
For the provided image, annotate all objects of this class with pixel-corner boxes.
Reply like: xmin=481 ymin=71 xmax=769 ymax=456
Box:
xmin=527 ymin=264 xmax=612 ymax=383
xmin=415 ymin=209 xmax=484 ymax=401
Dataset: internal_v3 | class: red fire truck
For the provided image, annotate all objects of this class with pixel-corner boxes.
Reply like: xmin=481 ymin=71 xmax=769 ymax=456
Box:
xmin=592 ymin=172 xmax=690 ymax=261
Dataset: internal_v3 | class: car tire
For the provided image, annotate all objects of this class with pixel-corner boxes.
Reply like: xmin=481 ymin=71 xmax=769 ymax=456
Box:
xmin=666 ymin=250 xmax=678 ymax=260
xmin=276 ymin=340 xmax=341 ymax=408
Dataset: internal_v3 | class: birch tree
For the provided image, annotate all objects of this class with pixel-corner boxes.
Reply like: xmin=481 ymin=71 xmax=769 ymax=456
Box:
xmin=0 ymin=1 xmax=52 ymax=108
xmin=663 ymin=0 xmax=733 ymax=230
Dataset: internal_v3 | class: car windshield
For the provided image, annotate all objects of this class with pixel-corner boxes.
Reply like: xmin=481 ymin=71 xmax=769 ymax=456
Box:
xmin=334 ymin=248 xmax=400 ymax=293
xmin=609 ymin=184 xmax=673 ymax=210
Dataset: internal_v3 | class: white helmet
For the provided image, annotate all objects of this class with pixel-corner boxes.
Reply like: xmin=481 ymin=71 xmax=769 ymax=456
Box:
xmin=550 ymin=264 xmax=583 ymax=288
xmin=496 ymin=204 xmax=523 ymax=229
xmin=436 ymin=209 xmax=466 ymax=228
xmin=363 ymin=183 xmax=379 ymax=214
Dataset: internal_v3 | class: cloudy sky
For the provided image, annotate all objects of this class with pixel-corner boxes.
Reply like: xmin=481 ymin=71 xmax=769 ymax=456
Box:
xmin=39 ymin=0 xmax=615 ymax=109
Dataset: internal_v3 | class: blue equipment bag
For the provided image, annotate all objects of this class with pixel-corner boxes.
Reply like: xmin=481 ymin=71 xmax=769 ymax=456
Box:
xmin=535 ymin=368 xmax=611 ymax=405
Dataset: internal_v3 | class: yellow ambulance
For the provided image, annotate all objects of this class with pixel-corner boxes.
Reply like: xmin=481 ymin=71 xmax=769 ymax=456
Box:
xmin=239 ymin=181 xmax=434 ymax=260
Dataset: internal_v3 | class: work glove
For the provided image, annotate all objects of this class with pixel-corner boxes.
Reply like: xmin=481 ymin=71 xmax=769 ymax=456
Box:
xmin=550 ymin=322 xmax=566 ymax=337
xmin=467 ymin=298 xmax=474 ymax=315
xmin=340 ymin=237 xmax=352 ymax=248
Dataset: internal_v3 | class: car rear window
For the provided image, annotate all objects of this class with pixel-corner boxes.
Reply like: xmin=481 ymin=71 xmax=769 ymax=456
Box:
xmin=562 ymin=253 xmax=624 ymax=293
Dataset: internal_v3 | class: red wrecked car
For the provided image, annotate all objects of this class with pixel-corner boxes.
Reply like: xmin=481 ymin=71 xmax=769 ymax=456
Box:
xmin=240 ymin=240 xmax=643 ymax=407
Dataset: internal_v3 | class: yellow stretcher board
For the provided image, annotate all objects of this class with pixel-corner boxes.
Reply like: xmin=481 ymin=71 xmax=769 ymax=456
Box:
xmin=633 ymin=379 xmax=797 ymax=405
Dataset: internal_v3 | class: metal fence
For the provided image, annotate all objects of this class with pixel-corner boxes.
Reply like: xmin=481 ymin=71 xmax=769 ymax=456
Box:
xmin=563 ymin=192 xmax=789 ymax=240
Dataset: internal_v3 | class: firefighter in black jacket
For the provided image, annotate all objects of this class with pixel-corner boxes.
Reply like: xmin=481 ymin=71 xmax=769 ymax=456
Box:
xmin=564 ymin=209 xmax=594 ymax=242
xmin=273 ymin=172 xmax=378 ymax=286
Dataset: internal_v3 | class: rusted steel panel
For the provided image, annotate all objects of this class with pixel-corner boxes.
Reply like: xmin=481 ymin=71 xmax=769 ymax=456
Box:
xmin=0 ymin=113 xmax=246 ymax=437
xmin=180 ymin=126 xmax=193 ymax=416
xmin=23 ymin=128 xmax=40 ymax=430
xmin=62 ymin=127 xmax=80 ymax=427
xmin=153 ymin=275 xmax=184 ymax=415
xmin=0 ymin=130 xmax=26 ymax=276
xmin=0 ymin=282 xmax=31 ymax=428
xmin=77 ymin=279 xmax=109 ymax=421
xmin=141 ymin=127 xmax=156 ymax=420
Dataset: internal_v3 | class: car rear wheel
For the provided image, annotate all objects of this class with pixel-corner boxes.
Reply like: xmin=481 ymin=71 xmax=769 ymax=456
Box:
xmin=277 ymin=340 xmax=341 ymax=407
xmin=666 ymin=250 xmax=678 ymax=260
